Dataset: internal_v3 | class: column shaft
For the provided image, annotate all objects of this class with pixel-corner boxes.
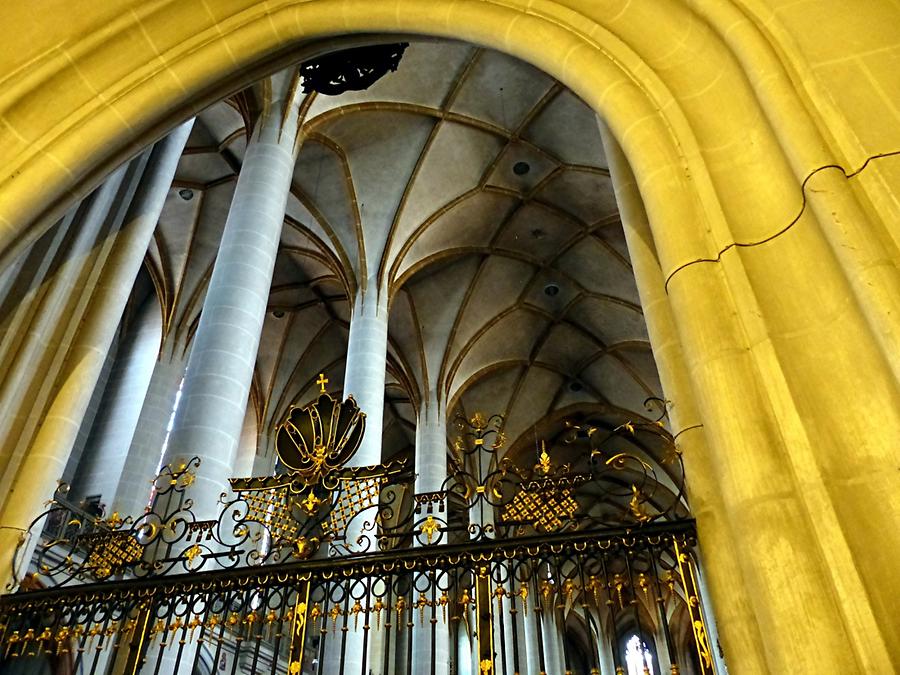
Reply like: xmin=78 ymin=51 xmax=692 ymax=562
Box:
xmin=72 ymin=294 xmax=162 ymax=506
xmin=114 ymin=347 xmax=188 ymax=515
xmin=323 ymin=289 xmax=390 ymax=674
xmin=343 ymin=289 xmax=389 ymax=467
xmin=600 ymin=118 xmax=884 ymax=672
xmin=411 ymin=393 xmax=449 ymax=675
xmin=599 ymin=123 xmax=765 ymax=672
xmin=160 ymin=79 xmax=303 ymax=521
xmin=0 ymin=121 xmax=192 ymax=585
xmin=0 ymin=168 xmax=127 ymax=497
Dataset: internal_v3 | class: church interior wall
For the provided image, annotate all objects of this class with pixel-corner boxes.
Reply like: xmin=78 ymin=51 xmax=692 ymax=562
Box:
xmin=0 ymin=2 xmax=897 ymax=673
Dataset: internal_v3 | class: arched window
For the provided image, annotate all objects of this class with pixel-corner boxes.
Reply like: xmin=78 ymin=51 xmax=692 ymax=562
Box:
xmin=624 ymin=633 xmax=654 ymax=675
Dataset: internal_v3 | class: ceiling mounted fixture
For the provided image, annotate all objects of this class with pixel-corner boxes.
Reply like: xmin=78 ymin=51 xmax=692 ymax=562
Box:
xmin=530 ymin=228 xmax=546 ymax=240
xmin=272 ymin=310 xmax=286 ymax=318
xmin=178 ymin=188 xmax=193 ymax=201
xmin=300 ymin=43 xmax=409 ymax=96
xmin=568 ymin=381 xmax=583 ymax=392
xmin=513 ymin=161 xmax=530 ymax=176
xmin=543 ymin=283 xmax=560 ymax=297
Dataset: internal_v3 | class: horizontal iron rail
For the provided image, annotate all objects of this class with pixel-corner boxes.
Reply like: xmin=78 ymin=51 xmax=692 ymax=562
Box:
xmin=0 ymin=518 xmax=696 ymax=608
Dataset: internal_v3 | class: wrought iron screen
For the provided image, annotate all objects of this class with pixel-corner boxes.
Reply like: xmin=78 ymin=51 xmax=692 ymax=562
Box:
xmin=0 ymin=388 xmax=718 ymax=675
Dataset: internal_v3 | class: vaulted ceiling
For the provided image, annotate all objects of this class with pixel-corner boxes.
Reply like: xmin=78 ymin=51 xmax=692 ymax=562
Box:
xmin=146 ymin=40 xmax=663 ymax=472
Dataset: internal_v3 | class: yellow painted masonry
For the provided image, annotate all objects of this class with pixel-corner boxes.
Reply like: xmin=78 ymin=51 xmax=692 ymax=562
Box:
xmin=0 ymin=1 xmax=898 ymax=672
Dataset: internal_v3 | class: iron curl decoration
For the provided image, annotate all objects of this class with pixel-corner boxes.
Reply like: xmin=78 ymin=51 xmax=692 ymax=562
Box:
xmin=8 ymin=388 xmax=411 ymax=589
xmin=10 ymin=395 xmax=687 ymax=592
xmin=2 ymin=394 xmax=712 ymax=675
xmin=373 ymin=402 xmax=689 ymax=549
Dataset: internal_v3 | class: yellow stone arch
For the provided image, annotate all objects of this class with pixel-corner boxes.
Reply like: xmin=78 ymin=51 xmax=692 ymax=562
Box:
xmin=0 ymin=2 xmax=898 ymax=672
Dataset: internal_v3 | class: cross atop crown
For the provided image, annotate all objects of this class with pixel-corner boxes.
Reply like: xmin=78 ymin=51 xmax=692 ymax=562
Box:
xmin=316 ymin=373 xmax=329 ymax=394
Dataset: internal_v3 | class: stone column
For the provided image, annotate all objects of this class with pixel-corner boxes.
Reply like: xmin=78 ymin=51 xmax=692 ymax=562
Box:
xmin=596 ymin=616 xmax=617 ymax=675
xmin=599 ymin=120 xmax=869 ymax=673
xmin=0 ymin=121 xmax=193 ymax=585
xmin=113 ymin=344 xmax=188 ymax=515
xmin=541 ymin=611 xmax=565 ymax=675
xmin=71 ymin=293 xmax=162 ymax=507
xmin=456 ymin=623 xmax=473 ymax=675
xmin=343 ymin=288 xmax=389 ymax=468
xmin=411 ymin=392 xmax=450 ymax=675
xmin=158 ymin=70 xmax=304 ymax=521
xmin=598 ymin=122 xmax=759 ymax=672
xmin=0 ymin=170 xmax=128 ymax=497
xmin=522 ymin=606 xmax=542 ymax=674
xmin=321 ymin=288 xmax=390 ymax=674
xmin=63 ymin=329 xmax=120 ymax=486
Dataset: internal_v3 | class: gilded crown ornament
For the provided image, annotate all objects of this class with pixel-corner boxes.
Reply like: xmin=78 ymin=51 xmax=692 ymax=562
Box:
xmin=273 ymin=374 xmax=366 ymax=483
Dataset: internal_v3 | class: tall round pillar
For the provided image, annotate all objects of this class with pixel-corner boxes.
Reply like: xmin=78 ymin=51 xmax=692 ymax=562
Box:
xmin=343 ymin=288 xmax=389 ymax=467
xmin=159 ymin=71 xmax=304 ymax=521
xmin=322 ymin=288 xmax=390 ymax=674
xmin=114 ymin=344 xmax=189 ymax=515
xmin=598 ymin=121 xmax=764 ymax=672
xmin=599 ymin=118 xmax=882 ymax=672
xmin=0 ymin=121 xmax=193 ymax=586
xmin=411 ymin=392 xmax=450 ymax=675
xmin=71 ymin=292 xmax=162 ymax=507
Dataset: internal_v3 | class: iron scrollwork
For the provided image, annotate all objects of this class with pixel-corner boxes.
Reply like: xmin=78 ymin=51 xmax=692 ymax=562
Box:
xmin=2 ymin=382 xmax=713 ymax=674
xmin=389 ymin=398 xmax=689 ymax=550
xmin=8 ymin=380 xmax=411 ymax=588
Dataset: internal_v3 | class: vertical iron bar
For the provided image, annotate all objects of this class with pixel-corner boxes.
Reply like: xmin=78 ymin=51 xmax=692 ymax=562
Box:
xmin=70 ymin=610 xmax=92 ymax=674
xmin=266 ymin=587 xmax=287 ymax=675
xmin=599 ymin=552 xmax=623 ymax=674
xmin=338 ymin=582 xmax=351 ymax=671
xmin=405 ymin=578 xmax=414 ymax=673
xmin=287 ymin=580 xmax=312 ymax=675
xmin=531 ymin=567 xmax=546 ymax=675
xmin=429 ymin=570 xmax=437 ymax=675
xmin=86 ymin=610 xmax=113 ymax=675
xmin=314 ymin=581 xmax=329 ymax=675
xmin=209 ymin=595 xmax=229 ymax=675
xmin=189 ymin=591 xmax=213 ymax=675
xmin=506 ymin=560 xmax=521 ymax=675
xmin=576 ymin=558 xmax=600 ymax=674
xmin=360 ymin=576 xmax=372 ymax=675
xmin=650 ymin=541 xmax=678 ymax=675
xmin=624 ymin=547 xmax=650 ymax=675
xmin=249 ymin=588 xmax=265 ymax=674
xmin=556 ymin=557 xmax=572 ymax=675
xmin=494 ymin=572 xmax=508 ymax=675
xmin=170 ymin=604 xmax=189 ymax=674
xmin=674 ymin=539 xmax=715 ymax=675
xmin=474 ymin=564 xmax=494 ymax=675
xmin=228 ymin=592 xmax=245 ymax=675
xmin=382 ymin=575 xmax=394 ymax=675
xmin=149 ymin=604 xmax=173 ymax=675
